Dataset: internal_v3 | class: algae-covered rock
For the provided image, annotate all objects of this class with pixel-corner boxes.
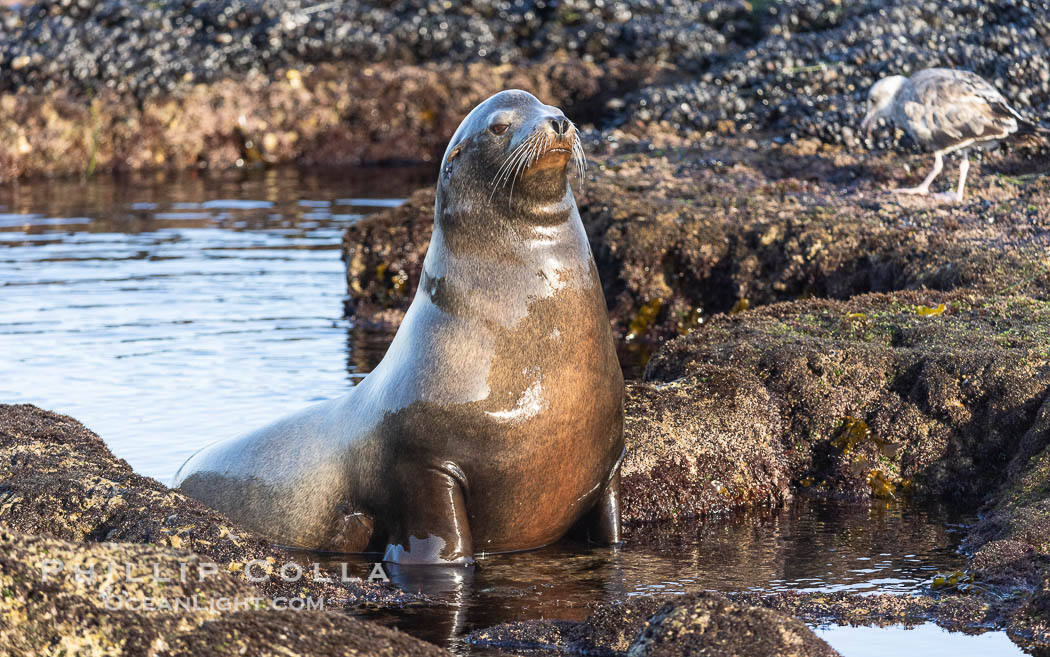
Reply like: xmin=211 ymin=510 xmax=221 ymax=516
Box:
xmin=0 ymin=403 xmax=415 ymax=607
xmin=469 ymin=593 xmax=839 ymax=657
xmin=621 ymin=371 xmax=789 ymax=524
xmin=469 ymin=596 xmax=671 ymax=654
xmin=342 ymin=145 xmax=1050 ymax=347
xmin=646 ymin=290 xmax=1050 ymax=503
xmin=628 ymin=593 xmax=839 ymax=657
xmin=160 ymin=609 xmax=450 ymax=657
xmin=0 ymin=529 xmax=447 ymax=657
xmin=342 ymin=187 xmax=435 ymax=326
xmin=0 ymin=56 xmax=649 ymax=181
xmin=0 ymin=528 xmax=254 ymax=656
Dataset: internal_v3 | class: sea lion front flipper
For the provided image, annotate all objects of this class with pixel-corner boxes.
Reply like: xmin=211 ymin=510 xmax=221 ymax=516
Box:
xmin=382 ymin=463 xmax=474 ymax=565
xmin=591 ymin=468 xmax=623 ymax=545
xmin=573 ymin=466 xmax=622 ymax=546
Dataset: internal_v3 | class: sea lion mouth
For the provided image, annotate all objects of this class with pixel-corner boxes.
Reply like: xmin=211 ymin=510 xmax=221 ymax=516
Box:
xmin=489 ymin=126 xmax=586 ymax=202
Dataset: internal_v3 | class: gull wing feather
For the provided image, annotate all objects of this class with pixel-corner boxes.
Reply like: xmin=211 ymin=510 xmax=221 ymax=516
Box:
xmin=895 ymin=68 xmax=1020 ymax=152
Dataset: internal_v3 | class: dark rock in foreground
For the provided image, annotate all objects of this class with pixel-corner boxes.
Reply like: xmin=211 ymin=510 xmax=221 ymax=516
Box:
xmin=629 ymin=593 xmax=840 ymax=657
xmin=0 ymin=529 xmax=447 ymax=657
xmin=469 ymin=593 xmax=840 ymax=656
xmin=0 ymin=403 xmax=415 ymax=607
xmin=0 ymin=403 xmax=447 ymax=654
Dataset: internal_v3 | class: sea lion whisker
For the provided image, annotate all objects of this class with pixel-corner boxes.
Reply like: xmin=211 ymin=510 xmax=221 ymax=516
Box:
xmin=491 ymin=137 xmax=531 ymax=188
xmin=491 ymin=135 xmax=539 ymax=203
xmin=490 ymin=137 xmax=536 ymax=203
xmin=571 ymin=131 xmax=587 ymax=190
xmin=507 ymin=132 xmax=544 ymax=204
xmin=510 ymin=132 xmax=547 ymax=204
xmin=499 ymin=132 xmax=541 ymax=186
xmin=574 ymin=131 xmax=587 ymax=173
xmin=501 ymin=144 xmax=532 ymax=204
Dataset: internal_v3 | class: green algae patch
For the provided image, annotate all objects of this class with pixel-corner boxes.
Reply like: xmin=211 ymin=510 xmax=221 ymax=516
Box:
xmin=932 ymin=570 xmax=975 ymax=592
xmin=916 ymin=303 xmax=946 ymax=317
xmin=730 ymin=298 xmax=750 ymax=315
xmin=627 ymin=298 xmax=665 ymax=342
xmin=831 ymin=417 xmax=870 ymax=455
xmin=866 ymin=470 xmax=896 ymax=499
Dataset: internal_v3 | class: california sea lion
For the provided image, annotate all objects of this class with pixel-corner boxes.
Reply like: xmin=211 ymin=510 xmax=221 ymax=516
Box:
xmin=173 ymin=90 xmax=624 ymax=565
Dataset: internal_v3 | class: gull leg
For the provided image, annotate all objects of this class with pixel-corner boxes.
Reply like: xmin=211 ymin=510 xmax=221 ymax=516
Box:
xmin=933 ymin=153 xmax=969 ymax=202
xmin=958 ymin=156 xmax=970 ymax=199
xmin=892 ymin=151 xmax=943 ymax=195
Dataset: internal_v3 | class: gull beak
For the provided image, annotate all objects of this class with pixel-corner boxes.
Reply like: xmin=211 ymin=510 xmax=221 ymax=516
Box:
xmin=860 ymin=112 xmax=875 ymax=135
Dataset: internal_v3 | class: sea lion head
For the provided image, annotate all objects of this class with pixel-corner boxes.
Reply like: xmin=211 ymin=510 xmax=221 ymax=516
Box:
xmin=438 ymin=90 xmax=585 ymax=217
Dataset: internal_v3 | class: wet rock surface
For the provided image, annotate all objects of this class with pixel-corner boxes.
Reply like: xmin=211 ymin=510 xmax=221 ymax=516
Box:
xmin=621 ymin=373 xmax=789 ymax=524
xmin=343 ymin=140 xmax=1050 ymax=348
xmin=469 ymin=593 xmax=840 ymax=656
xmin=0 ymin=403 xmax=417 ymax=607
xmin=628 ymin=593 xmax=840 ymax=657
xmin=0 ymin=529 xmax=448 ymax=656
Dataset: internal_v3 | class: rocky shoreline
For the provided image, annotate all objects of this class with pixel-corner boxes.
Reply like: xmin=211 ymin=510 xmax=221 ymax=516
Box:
xmin=4 ymin=0 xmax=1050 ymax=655
xmin=2 ymin=0 xmax=1048 ymax=181
xmin=338 ymin=143 xmax=1050 ymax=651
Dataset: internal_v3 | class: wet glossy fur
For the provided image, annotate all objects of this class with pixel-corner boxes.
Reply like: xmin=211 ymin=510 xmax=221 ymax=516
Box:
xmin=174 ymin=90 xmax=625 ymax=564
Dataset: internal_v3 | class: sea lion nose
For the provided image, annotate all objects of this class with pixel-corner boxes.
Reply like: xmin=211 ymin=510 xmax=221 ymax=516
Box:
xmin=549 ymin=118 xmax=570 ymax=136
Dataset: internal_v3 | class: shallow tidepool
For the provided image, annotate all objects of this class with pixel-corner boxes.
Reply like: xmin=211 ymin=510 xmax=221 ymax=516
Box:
xmin=0 ymin=169 xmax=1032 ymax=656
xmin=815 ymin=622 xmax=1027 ymax=657
xmin=341 ymin=499 xmax=990 ymax=656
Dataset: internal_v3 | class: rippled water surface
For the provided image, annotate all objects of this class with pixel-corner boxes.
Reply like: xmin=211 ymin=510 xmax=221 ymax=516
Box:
xmin=0 ymin=169 xmax=1031 ymax=657
xmin=815 ymin=622 xmax=1027 ymax=657
xmin=346 ymin=499 xmax=991 ymax=655
xmin=0 ymin=167 xmax=427 ymax=481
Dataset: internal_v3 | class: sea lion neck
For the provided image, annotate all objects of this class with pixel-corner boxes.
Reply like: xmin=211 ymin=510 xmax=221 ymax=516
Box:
xmin=434 ymin=182 xmax=576 ymax=255
xmin=420 ymin=185 xmax=592 ymax=322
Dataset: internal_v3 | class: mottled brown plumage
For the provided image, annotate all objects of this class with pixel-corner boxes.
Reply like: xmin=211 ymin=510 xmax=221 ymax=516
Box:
xmin=862 ymin=68 xmax=1035 ymax=201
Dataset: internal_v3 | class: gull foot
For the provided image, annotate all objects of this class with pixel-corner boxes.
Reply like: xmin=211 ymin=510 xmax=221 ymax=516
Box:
xmin=932 ymin=191 xmax=962 ymax=203
xmin=891 ymin=186 xmax=929 ymax=196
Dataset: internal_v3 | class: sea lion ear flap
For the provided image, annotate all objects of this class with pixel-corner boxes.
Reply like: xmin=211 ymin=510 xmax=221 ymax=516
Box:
xmin=444 ymin=143 xmax=464 ymax=177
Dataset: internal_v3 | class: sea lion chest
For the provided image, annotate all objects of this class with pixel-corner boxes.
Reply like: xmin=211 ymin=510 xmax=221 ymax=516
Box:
xmin=371 ymin=223 xmax=623 ymax=552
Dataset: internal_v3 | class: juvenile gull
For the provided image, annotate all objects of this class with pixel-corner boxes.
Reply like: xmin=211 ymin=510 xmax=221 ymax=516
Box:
xmin=861 ymin=68 xmax=1043 ymax=202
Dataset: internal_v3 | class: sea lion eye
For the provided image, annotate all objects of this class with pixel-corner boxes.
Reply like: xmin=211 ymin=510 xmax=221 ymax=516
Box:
xmin=489 ymin=123 xmax=510 ymax=135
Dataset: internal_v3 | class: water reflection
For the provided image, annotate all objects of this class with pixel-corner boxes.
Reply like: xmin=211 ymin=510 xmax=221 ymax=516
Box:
xmin=0 ymin=167 xmax=426 ymax=481
xmin=335 ymin=499 xmax=973 ymax=655
xmin=815 ymin=622 xmax=1029 ymax=657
